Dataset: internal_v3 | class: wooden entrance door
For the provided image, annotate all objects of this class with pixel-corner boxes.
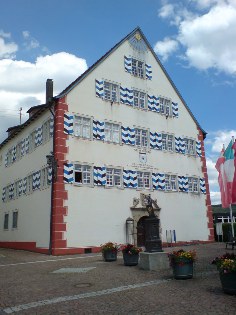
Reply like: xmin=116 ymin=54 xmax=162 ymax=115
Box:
xmin=137 ymin=216 xmax=148 ymax=247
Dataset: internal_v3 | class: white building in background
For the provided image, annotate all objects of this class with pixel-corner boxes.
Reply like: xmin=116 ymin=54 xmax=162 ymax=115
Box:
xmin=0 ymin=27 xmax=214 ymax=255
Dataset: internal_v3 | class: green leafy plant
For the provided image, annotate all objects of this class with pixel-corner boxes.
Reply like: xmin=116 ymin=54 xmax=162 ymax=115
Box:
xmin=100 ymin=242 xmax=119 ymax=254
xmin=212 ymin=253 xmax=236 ymax=274
xmin=121 ymin=244 xmax=142 ymax=255
xmin=168 ymin=249 xmax=197 ymax=266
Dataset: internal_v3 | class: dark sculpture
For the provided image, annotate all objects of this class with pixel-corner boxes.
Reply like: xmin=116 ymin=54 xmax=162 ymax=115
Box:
xmin=145 ymin=194 xmax=156 ymax=217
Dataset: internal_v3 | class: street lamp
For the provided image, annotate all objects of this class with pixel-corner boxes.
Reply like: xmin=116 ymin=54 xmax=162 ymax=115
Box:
xmin=46 ymin=152 xmax=58 ymax=181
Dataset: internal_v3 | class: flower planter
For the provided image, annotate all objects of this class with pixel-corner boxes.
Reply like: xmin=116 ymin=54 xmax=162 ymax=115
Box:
xmin=220 ymin=272 xmax=236 ymax=295
xmin=172 ymin=261 xmax=194 ymax=279
xmin=103 ymin=250 xmax=117 ymax=262
xmin=123 ymin=252 xmax=139 ymax=266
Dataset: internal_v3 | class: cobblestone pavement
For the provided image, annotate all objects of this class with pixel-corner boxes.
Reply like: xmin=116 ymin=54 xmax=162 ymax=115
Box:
xmin=0 ymin=243 xmax=236 ymax=315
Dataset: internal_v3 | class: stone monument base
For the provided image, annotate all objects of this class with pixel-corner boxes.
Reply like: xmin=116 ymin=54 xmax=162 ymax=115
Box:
xmin=139 ymin=251 xmax=170 ymax=271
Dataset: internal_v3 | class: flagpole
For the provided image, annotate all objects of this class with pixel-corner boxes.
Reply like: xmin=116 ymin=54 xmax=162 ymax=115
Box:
xmin=229 ymin=204 xmax=235 ymax=238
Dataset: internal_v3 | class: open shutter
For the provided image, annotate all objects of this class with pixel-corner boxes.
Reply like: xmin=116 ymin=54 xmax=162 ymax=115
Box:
xmin=157 ymin=173 xmax=165 ymax=190
xmin=95 ymin=79 xmax=104 ymax=98
xmin=94 ymin=166 xmax=106 ymax=186
xmin=124 ymin=56 xmax=132 ymax=73
xmin=200 ymin=178 xmax=206 ymax=194
xmin=12 ymin=145 xmax=16 ymax=162
xmin=123 ymin=170 xmax=137 ymax=188
xmin=93 ymin=120 xmax=105 ymax=140
xmin=196 ymin=141 xmax=202 ymax=157
xmin=175 ymin=137 xmax=185 ymax=154
xmin=178 ymin=176 xmax=188 ymax=192
xmin=145 ymin=63 xmax=152 ymax=80
xmin=63 ymin=163 xmax=74 ymax=183
xmin=2 ymin=187 xmax=6 ymax=202
xmin=64 ymin=113 xmax=73 ymax=135
xmin=172 ymin=102 xmax=179 ymax=118
xmin=35 ymin=126 xmax=43 ymax=147
xmin=121 ymin=126 xmax=135 ymax=146
xmin=32 ymin=171 xmax=41 ymax=190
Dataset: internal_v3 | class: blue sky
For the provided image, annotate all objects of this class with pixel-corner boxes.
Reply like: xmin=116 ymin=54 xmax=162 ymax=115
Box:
xmin=0 ymin=0 xmax=236 ymax=204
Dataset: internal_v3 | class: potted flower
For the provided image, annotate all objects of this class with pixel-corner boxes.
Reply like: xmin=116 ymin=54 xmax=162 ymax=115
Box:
xmin=168 ymin=249 xmax=196 ymax=279
xmin=100 ymin=242 xmax=119 ymax=262
xmin=121 ymin=244 xmax=142 ymax=266
xmin=211 ymin=253 xmax=236 ymax=295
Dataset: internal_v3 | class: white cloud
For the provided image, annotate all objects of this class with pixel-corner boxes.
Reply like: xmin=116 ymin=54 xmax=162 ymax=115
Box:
xmin=210 ymin=130 xmax=236 ymax=152
xmin=0 ymin=37 xmax=18 ymax=59
xmin=154 ymin=37 xmax=179 ymax=61
xmin=0 ymin=30 xmax=11 ymax=38
xmin=22 ymin=30 xmax=40 ymax=49
xmin=156 ymin=0 xmax=236 ymax=75
xmin=210 ymin=191 xmax=221 ymax=205
xmin=0 ymin=52 xmax=88 ymax=142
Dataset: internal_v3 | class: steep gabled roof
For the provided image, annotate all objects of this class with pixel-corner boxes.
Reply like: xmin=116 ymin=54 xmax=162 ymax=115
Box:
xmin=56 ymin=26 xmax=206 ymax=137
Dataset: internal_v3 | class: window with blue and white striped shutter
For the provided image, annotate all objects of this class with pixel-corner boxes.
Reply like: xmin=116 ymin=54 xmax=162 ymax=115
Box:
xmin=2 ymin=187 xmax=6 ymax=202
xmin=153 ymin=173 xmax=165 ymax=190
xmin=93 ymin=120 xmax=105 ymax=140
xmin=63 ymin=163 xmax=74 ymax=183
xmin=22 ymin=177 xmax=27 ymax=194
xmin=12 ymin=145 xmax=16 ymax=162
xmin=35 ymin=126 xmax=43 ymax=147
xmin=9 ymin=183 xmax=14 ymax=200
xmin=121 ymin=126 xmax=135 ymax=146
xmin=172 ymin=102 xmax=179 ymax=118
xmin=32 ymin=171 xmax=41 ymax=190
xmin=95 ymin=80 xmax=104 ymax=98
xmin=200 ymin=178 xmax=206 ymax=194
xmin=147 ymin=95 xmax=160 ymax=113
xmin=18 ymin=180 xmax=23 ymax=196
xmin=64 ymin=113 xmax=74 ymax=135
xmin=123 ymin=170 xmax=137 ymax=188
xmin=196 ymin=141 xmax=202 ymax=157
xmin=145 ymin=63 xmax=152 ymax=80
xmin=94 ymin=166 xmax=106 ymax=186
xmin=178 ymin=176 xmax=188 ymax=192
xmin=150 ymin=132 xmax=162 ymax=150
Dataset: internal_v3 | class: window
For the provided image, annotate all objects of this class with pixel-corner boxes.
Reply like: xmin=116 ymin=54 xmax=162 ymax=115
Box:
xmin=185 ymin=138 xmax=196 ymax=155
xmin=41 ymin=167 xmax=49 ymax=189
xmin=165 ymin=174 xmax=177 ymax=191
xmin=162 ymin=134 xmax=174 ymax=152
xmin=74 ymin=116 xmax=91 ymax=139
xmin=4 ymin=213 xmax=9 ymax=230
xmin=137 ymin=171 xmax=150 ymax=189
xmin=12 ymin=211 xmax=18 ymax=229
xmin=135 ymin=128 xmax=148 ymax=147
xmin=159 ymin=97 xmax=172 ymax=116
xmin=106 ymin=168 xmax=122 ymax=187
xmin=27 ymin=174 xmax=33 ymax=194
xmin=74 ymin=164 xmax=92 ymax=185
xmin=6 ymin=148 xmax=13 ymax=165
xmin=188 ymin=177 xmax=199 ymax=193
xmin=133 ymin=90 xmax=146 ymax=109
xmin=104 ymin=81 xmax=119 ymax=102
xmin=29 ymin=130 xmax=36 ymax=152
xmin=15 ymin=180 xmax=21 ymax=198
xmin=42 ymin=119 xmax=50 ymax=143
xmin=104 ymin=122 xmax=120 ymax=143
xmin=131 ymin=58 xmax=144 ymax=78
xmin=16 ymin=142 xmax=21 ymax=160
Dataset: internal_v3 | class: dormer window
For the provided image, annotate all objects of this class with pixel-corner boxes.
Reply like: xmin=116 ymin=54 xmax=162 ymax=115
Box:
xmin=131 ymin=58 xmax=144 ymax=78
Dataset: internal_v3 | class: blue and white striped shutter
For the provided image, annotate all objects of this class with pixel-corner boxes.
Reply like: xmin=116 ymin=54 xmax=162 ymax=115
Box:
xmin=50 ymin=116 xmax=54 ymax=138
xmin=95 ymin=80 xmax=104 ymax=98
xmin=175 ymin=137 xmax=185 ymax=154
xmin=145 ymin=63 xmax=152 ymax=80
xmin=152 ymin=173 xmax=158 ymax=190
xmin=150 ymin=132 xmax=157 ymax=149
xmin=18 ymin=180 xmax=23 ymax=196
xmin=64 ymin=113 xmax=74 ymax=135
xmin=147 ymin=95 xmax=154 ymax=111
xmin=175 ymin=136 xmax=180 ymax=153
xmin=2 ymin=187 xmax=6 ymax=202
xmin=47 ymin=167 xmax=52 ymax=184
xmin=157 ymin=173 xmax=165 ymax=190
xmin=123 ymin=170 xmax=137 ymax=188
xmin=178 ymin=176 xmax=188 ymax=192
xmin=126 ymin=88 xmax=133 ymax=106
xmin=32 ymin=171 xmax=41 ymax=190
xmin=124 ymin=56 xmax=132 ymax=73
xmin=25 ymin=136 xmax=29 ymax=154
xmin=172 ymin=102 xmax=179 ymax=118
xmin=63 ymin=163 xmax=74 ymax=183
xmin=94 ymin=166 xmax=106 ymax=186
xmin=200 ymin=178 xmax=206 ymax=194
xmin=121 ymin=126 xmax=135 ymax=146
xmin=23 ymin=177 xmax=27 ymax=194
xmin=120 ymin=86 xmax=127 ymax=104
xmin=196 ymin=141 xmax=202 ymax=157
xmin=9 ymin=183 xmax=14 ymax=199
xmin=153 ymin=96 xmax=160 ymax=112
xmin=93 ymin=120 xmax=105 ymax=140
xmin=21 ymin=139 xmax=25 ymax=156
xmin=156 ymin=133 xmax=162 ymax=150
xmin=35 ymin=126 xmax=43 ymax=147
xmin=12 ymin=145 xmax=16 ymax=162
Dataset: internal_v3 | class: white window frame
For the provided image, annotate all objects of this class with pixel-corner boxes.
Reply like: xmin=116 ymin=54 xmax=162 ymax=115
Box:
xmin=74 ymin=164 xmax=92 ymax=185
xmin=106 ymin=167 xmax=122 ymax=188
xmin=104 ymin=81 xmax=119 ymax=103
xmin=185 ymin=138 xmax=196 ymax=156
xmin=4 ymin=212 xmax=9 ymax=230
xmin=16 ymin=142 xmax=21 ymax=161
xmin=135 ymin=128 xmax=149 ymax=148
xmin=133 ymin=89 xmax=146 ymax=109
xmin=42 ymin=119 xmax=50 ymax=143
xmin=14 ymin=180 xmax=20 ymax=198
xmin=159 ymin=96 xmax=172 ymax=117
xmin=27 ymin=174 xmax=33 ymax=194
xmin=7 ymin=148 xmax=13 ymax=166
xmin=162 ymin=133 xmax=174 ymax=152
xmin=12 ymin=210 xmax=18 ymax=229
xmin=104 ymin=122 xmax=120 ymax=144
xmin=41 ymin=167 xmax=49 ymax=189
xmin=165 ymin=174 xmax=178 ymax=191
xmin=29 ymin=130 xmax=36 ymax=152
xmin=137 ymin=171 xmax=150 ymax=189
xmin=131 ymin=58 xmax=144 ymax=78
xmin=74 ymin=115 xmax=91 ymax=139
xmin=188 ymin=177 xmax=199 ymax=193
